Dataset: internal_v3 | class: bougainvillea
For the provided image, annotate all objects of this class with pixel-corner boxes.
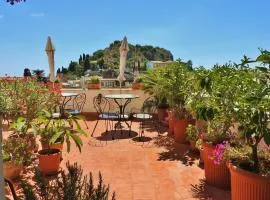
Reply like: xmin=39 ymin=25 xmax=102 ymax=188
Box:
xmin=210 ymin=141 xmax=228 ymax=165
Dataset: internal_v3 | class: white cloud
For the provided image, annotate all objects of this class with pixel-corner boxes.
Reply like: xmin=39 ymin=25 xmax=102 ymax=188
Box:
xmin=30 ymin=13 xmax=45 ymax=17
xmin=0 ymin=14 xmax=4 ymax=19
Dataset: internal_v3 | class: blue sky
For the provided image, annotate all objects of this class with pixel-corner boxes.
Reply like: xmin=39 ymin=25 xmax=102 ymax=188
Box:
xmin=0 ymin=0 xmax=269 ymax=76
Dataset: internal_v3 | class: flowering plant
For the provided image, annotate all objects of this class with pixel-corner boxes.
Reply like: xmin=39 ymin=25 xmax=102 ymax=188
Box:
xmin=0 ymin=77 xmax=60 ymax=136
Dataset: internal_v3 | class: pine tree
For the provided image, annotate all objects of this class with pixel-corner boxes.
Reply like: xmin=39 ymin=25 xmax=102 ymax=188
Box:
xmin=84 ymin=59 xmax=91 ymax=71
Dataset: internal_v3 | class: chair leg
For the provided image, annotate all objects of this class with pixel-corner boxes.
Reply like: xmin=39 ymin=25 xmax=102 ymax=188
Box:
xmin=129 ymin=120 xmax=133 ymax=136
xmin=91 ymin=120 xmax=99 ymax=137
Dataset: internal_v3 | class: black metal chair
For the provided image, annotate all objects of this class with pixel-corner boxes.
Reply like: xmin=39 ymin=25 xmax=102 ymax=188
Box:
xmin=65 ymin=93 xmax=89 ymax=129
xmin=131 ymin=97 xmax=160 ymax=140
xmin=91 ymin=94 xmax=118 ymax=138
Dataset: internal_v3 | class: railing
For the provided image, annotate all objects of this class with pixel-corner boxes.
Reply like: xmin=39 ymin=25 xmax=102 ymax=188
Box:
xmin=61 ymin=88 xmax=149 ymax=113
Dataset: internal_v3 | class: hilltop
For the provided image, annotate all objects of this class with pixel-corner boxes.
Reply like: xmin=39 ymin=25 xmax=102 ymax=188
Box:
xmin=57 ymin=40 xmax=174 ymax=77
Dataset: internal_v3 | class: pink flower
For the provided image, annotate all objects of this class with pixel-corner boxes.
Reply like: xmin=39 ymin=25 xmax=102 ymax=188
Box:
xmin=210 ymin=141 xmax=228 ymax=165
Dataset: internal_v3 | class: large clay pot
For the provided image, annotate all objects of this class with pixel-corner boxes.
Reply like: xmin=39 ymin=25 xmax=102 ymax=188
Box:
xmin=88 ymin=83 xmax=100 ymax=89
xmin=200 ymin=148 xmax=204 ymax=164
xmin=173 ymin=119 xmax=189 ymax=143
xmin=3 ymin=161 xmax=23 ymax=180
xmin=203 ymin=142 xmax=230 ymax=190
xmin=38 ymin=149 xmax=61 ymax=175
xmin=132 ymin=82 xmax=143 ymax=90
xmin=228 ymin=162 xmax=270 ymax=200
xmin=168 ymin=110 xmax=175 ymax=134
xmin=157 ymin=108 xmax=168 ymax=122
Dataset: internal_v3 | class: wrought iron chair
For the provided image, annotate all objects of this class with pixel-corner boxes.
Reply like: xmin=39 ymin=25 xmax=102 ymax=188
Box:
xmin=131 ymin=97 xmax=160 ymax=140
xmin=65 ymin=93 xmax=89 ymax=129
xmin=91 ymin=94 xmax=118 ymax=138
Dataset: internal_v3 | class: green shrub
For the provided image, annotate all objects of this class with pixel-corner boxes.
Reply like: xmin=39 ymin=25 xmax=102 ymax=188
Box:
xmin=20 ymin=162 xmax=116 ymax=200
xmin=88 ymin=76 xmax=100 ymax=84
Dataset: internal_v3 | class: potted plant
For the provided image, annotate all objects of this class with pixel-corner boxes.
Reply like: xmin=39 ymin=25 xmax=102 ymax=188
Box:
xmin=35 ymin=110 xmax=87 ymax=175
xmin=87 ymin=76 xmax=101 ymax=89
xmin=2 ymin=136 xmax=32 ymax=179
xmin=132 ymin=76 xmax=143 ymax=90
xmin=201 ymin=119 xmax=232 ymax=190
xmin=186 ymin=124 xmax=199 ymax=150
xmin=225 ymin=52 xmax=270 ymax=200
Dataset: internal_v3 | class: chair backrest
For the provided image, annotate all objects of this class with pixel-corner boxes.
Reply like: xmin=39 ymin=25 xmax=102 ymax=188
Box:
xmin=93 ymin=94 xmax=109 ymax=115
xmin=73 ymin=93 xmax=87 ymax=112
xmin=141 ymin=97 xmax=157 ymax=114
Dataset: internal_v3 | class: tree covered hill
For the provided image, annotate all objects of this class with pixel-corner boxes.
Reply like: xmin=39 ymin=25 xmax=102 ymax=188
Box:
xmin=58 ymin=40 xmax=174 ymax=77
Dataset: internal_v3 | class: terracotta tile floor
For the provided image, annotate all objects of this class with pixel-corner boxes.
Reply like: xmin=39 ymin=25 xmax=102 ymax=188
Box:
xmin=60 ymin=115 xmax=231 ymax=200
xmin=3 ymin=115 xmax=231 ymax=200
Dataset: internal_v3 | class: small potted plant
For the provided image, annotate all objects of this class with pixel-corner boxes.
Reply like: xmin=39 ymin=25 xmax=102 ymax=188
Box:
xmin=132 ymin=76 xmax=143 ymax=90
xmin=35 ymin=110 xmax=87 ymax=175
xmin=2 ymin=136 xmax=32 ymax=179
xmin=87 ymin=76 xmax=101 ymax=89
xmin=186 ymin=124 xmax=199 ymax=151
xmin=201 ymin=119 xmax=232 ymax=190
xmin=172 ymin=101 xmax=193 ymax=143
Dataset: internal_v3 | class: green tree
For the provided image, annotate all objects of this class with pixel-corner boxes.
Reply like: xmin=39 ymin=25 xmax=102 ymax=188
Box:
xmin=84 ymin=59 xmax=91 ymax=71
xmin=68 ymin=61 xmax=77 ymax=72
xmin=74 ymin=64 xmax=84 ymax=77
xmin=61 ymin=67 xmax=68 ymax=74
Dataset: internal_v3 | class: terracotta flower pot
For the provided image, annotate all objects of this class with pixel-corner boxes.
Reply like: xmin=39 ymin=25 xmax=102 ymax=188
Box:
xmin=157 ymin=108 xmax=168 ymax=122
xmin=3 ymin=161 xmax=24 ymax=180
xmin=132 ymin=82 xmax=143 ymax=90
xmin=228 ymin=162 xmax=270 ymax=200
xmin=88 ymin=83 xmax=100 ymax=89
xmin=168 ymin=110 xmax=175 ymax=135
xmin=200 ymin=148 xmax=204 ymax=164
xmin=203 ymin=142 xmax=230 ymax=190
xmin=38 ymin=149 xmax=61 ymax=175
xmin=173 ymin=119 xmax=189 ymax=143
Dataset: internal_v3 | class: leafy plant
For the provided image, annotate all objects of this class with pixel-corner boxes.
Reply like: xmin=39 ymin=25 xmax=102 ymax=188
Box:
xmin=35 ymin=109 xmax=87 ymax=152
xmin=88 ymin=76 xmax=100 ymax=84
xmin=134 ymin=76 xmax=143 ymax=83
xmin=230 ymin=53 xmax=270 ymax=173
xmin=186 ymin=124 xmax=199 ymax=142
xmin=20 ymin=162 xmax=116 ymax=200
xmin=141 ymin=63 xmax=194 ymax=119
xmin=2 ymin=136 xmax=32 ymax=166
xmin=0 ymin=78 xmax=60 ymax=137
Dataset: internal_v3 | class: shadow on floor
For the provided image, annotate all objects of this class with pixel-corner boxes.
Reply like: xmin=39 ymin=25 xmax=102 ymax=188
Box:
xmin=95 ymin=130 xmax=138 ymax=141
xmin=190 ymin=179 xmax=231 ymax=200
xmin=131 ymin=136 xmax=152 ymax=143
xmin=190 ymin=179 xmax=212 ymax=200
xmin=153 ymin=136 xmax=198 ymax=166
